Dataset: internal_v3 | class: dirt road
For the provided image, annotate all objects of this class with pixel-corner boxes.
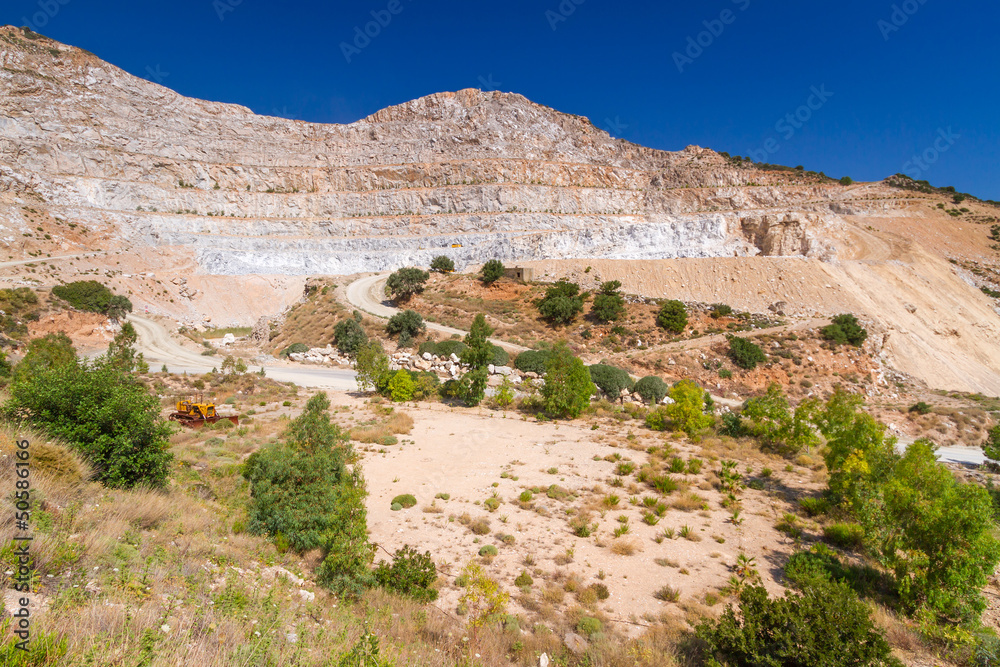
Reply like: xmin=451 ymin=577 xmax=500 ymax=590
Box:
xmin=346 ymin=273 xmax=528 ymax=352
xmin=128 ymin=315 xmax=358 ymax=391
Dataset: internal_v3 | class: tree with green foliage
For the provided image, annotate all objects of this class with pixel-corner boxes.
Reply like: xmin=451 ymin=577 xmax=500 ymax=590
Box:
xmin=740 ymin=383 xmax=819 ymax=456
xmin=663 ymin=379 xmax=713 ymax=436
xmin=656 ymin=300 xmax=688 ymax=334
xmin=373 ymin=545 xmax=438 ymax=602
xmin=384 ymin=267 xmax=429 ymax=302
xmin=985 ymin=425 xmax=1000 ymax=467
xmin=333 ymin=316 xmax=368 ymax=356
xmin=52 ymin=280 xmax=132 ymax=320
xmin=513 ymin=349 xmax=553 ymax=375
xmin=698 ymin=581 xmax=901 ymax=667
xmin=387 ymin=369 xmax=415 ymax=402
xmin=634 ymin=375 xmax=668 ymax=404
xmin=430 ymin=255 xmax=455 ymax=273
xmin=591 ymin=280 xmax=625 ymax=323
xmin=588 ymin=363 xmax=633 ymax=399
xmin=537 ymin=281 xmax=584 ymax=325
xmin=710 ymin=303 xmax=733 ymax=319
xmin=480 ymin=259 xmax=505 ymax=285
xmin=3 ymin=356 xmax=172 ymax=489
xmin=14 ymin=332 xmax=76 ymax=381
xmin=727 ymin=335 xmax=767 ymax=370
xmin=840 ymin=176 xmax=854 ymax=186
xmin=880 ymin=440 xmax=1000 ymax=622
xmin=245 ymin=393 xmax=373 ymax=598
xmin=822 ymin=314 xmax=868 ymax=347
xmin=105 ymin=322 xmax=147 ymax=373
xmin=459 ymin=314 xmax=494 ymax=407
xmin=386 ymin=309 xmax=425 ymax=341
xmin=355 ymin=341 xmax=391 ymax=394
xmin=541 ymin=342 xmax=595 ymax=419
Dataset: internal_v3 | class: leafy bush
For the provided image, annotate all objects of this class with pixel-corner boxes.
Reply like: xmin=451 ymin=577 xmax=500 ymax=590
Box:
xmin=481 ymin=259 xmax=505 ymax=285
xmin=4 ymin=356 xmax=172 ymax=489
xmin=634 ymin=376 xmax=668 ymax=403
xmin=513 ymin=349 xmax=553 ymax=374
xmin=663 ymin=379 xmax=713 ymax=435
xmin=798 ymin=497 xmax=830 ymax=517
xmin=908 ymin=401 xmax=932 ymax=415
xmin=741 ymin=383 xmax=819 ymax=456
xmin=430 ymin=255 xmax=455 ymax=273
xmin=479 ymin=545 xmax=498 ymax=557
xmin=840 ymin=176 xmax=854 ymax=186
xmin=698 ymin=582 xmax=901 ymax=667
xmin=333 ymin=317 xmax=368 ymax=356
xmin=727 ymin=335 xmax=767 ymax=370
xmin=391 ymin=494 xmax=417 ymax=509
xmin=822 ymin=313 xmax=867 ymax=346
xmin=374 ymin=546 xmax=436 ymax=602
xmin=591 ymin=280 xmax=625 ymax=322
xmin=385 ymin=267 xmax=429 ymax=302
xmin=710 ymin=303 xmax=733 ymax=318
xmin=52 ymin=280 xmax=132 ymax=319
xmin=280 ymin=342 xmax=310 ymax=357
xmin=588 ymin=364 xmax=633 ymax=398
xmin=576 ymin=616 xmax=602 ymax=637
xmin=419 ymin=340 xmax=468 ymax=358
xmin=824 ymin=522 xmax=865 ymax=549
xmin=656 ymin=300 xmax=688 ymax=334
xmin=537 ymin=282 xmax=585 ymax=325
xmin=387 ymin=370 xmax=415 ymax=402
xmin=515 ymin=570 xmax=533 ymax=587
xmin=541 ymin=342 xmax=596 ymax=419
xmin=488 ymin=343 xmax=509 ymax=367
xmin=386 ymin=309 xmax=425 ymax=339
xmin=355 ymin=341 xmax=391 ymax=394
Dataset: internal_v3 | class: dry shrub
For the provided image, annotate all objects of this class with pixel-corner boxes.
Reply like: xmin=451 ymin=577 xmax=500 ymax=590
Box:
xmin=469 ymin=517 xmax=490 ymax=535
xmin=609 ymin=537 xmax=640 ymax=556
xmin=541 ymin=585 xmax=565 ymax=605
xmin=671 ymin=493 xmax=705 ymax=512
xmin=349 ymin=411 xmax=413 ymax=443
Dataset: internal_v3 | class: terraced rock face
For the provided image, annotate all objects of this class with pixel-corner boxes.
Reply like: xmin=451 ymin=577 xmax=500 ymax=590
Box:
xmin=0 ymin=26 xmax=913 ymax=275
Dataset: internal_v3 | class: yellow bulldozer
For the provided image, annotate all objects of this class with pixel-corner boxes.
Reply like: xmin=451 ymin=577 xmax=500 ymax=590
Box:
xmin=169 ymin=398 xmax=239 ymax=428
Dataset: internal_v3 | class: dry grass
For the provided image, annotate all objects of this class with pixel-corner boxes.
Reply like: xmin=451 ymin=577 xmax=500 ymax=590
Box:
xmin=349 ymin=410 xmax=414 ymax=443
xmin=609 ymin=537 xmax=641 ymax=556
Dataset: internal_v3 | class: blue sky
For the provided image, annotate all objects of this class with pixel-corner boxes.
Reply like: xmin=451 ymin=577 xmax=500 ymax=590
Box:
xmin=6 ymin=0 xmax=998 ymax=199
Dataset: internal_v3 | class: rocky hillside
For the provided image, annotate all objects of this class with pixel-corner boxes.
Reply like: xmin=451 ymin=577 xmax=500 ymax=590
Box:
xmin=0 ymin=25 xmax=931 ymax=276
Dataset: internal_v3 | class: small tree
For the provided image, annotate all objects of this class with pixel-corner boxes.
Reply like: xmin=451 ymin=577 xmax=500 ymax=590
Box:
xmin=588 ymin=364 xmax=633 ymax=399
xmin=537 ymin=281 xmax=584 ymax=325
xmin=634 ymin=376 xmax=668 ymax=404
xmin=822 ymin=314 xmax=867 ymax=347
xmin=985 ymin=425 xmax=1000 ymax=467
xmin=459 ymin=314 xmax=494 ymax=407
xmin=14 ymin=332 xmax=76 ymax=381
xmin=727 ymin=335 xmax=767 ymax=370
xmin=387 ymin=369 xmax=415 ymax=402
xmin=105 ymin=322 xmax=146 ymax=373
xmin=840 ymin=176 xmax=854 ymax=186
xmin=480 ymin=259 xmax=505 ymax=285
xmin=656 ymin=300 xmax=688 ymax=334
xmin=386 ymin=310 xmax=425 ymax=339
xmin=334 ymin=316 xmax=368 ymax=356
xmin=663 ymin=379 xmax=713 ymax=435
xmin=591 ymin=280 xmax=625 ymax=323
xmin=541 ymin=342 xmax=595 ymax=419
xmin=430 ymin=255 xmax=455 ymax=273
xmin=385 ymin=267 xmax=429 ymax=302
xmin=355 ymin=341 xmax=391 ymax=394
xmin=459 ymin=561 xmax=509 ymax=643
xmin=374 ymin=545 xmax=437 ymax=602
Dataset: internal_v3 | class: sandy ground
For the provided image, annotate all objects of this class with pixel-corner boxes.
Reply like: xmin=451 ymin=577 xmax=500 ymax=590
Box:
xmin=327 ymin=393 xmax=812 ymax=632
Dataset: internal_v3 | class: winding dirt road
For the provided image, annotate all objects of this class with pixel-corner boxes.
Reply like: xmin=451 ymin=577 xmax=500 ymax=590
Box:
xmin=128 ymin=314 xmax=358 ymax=391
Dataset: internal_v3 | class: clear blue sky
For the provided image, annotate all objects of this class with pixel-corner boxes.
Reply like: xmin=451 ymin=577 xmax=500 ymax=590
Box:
xmin=6 ymin=0 xmax=998 ymax=199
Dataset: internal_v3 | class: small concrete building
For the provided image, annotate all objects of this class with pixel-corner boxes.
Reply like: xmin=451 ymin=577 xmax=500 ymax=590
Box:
xmin=503 ymin=267 xmax=534 ymax=282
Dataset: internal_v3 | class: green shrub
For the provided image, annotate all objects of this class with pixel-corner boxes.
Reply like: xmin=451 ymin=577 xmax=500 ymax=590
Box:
xmin=646 ymin=408 xmax=668 ymax=431
xmin=908 ymin=401 xmax=932 ymax=415
xmin=727 ymin=335 xmax=767 ymax=370
xmin=656 ymin=300 xmax=687 ymax=334
xmin=479 ymin=545 xmax=498 ymax=557
xmin=387 ymin=369 xmax=415 ymax=402
xmin=541 ymin=342 xmax=596 ymax=418
xmin=391 ymin=494 xmax=417 ymax=509
xmin=663 ymin=379 xmax=713 ymax=435
xmin=391 ymin=503 xmax=403 ymax=511
xmin=634 ymin=376 xmax=668 ymax=403
xmin=698 ymin=582 xmax=901 ymax=667
xmin=373 ymin=545 xmax=438 ymax=602
xmin=280 ymin=342 xmax=310 ymax=357
xmin=52 ymin=280 xmax=132 ymax=319
xmin=823 ymin=522 xmax=863 ymax=548
xmin=385 ymin=267 xmax=429 ymax=302
xmin=710 ymin=303 xmax=733 ymax=318
xmin=537 ymin=281 xmax=584 ymax=325
xmin=386 ymin=309 xmax=425 ymax=339
xmin=333 ymin=317 xmax=368 ymax=356
xmin=515 ymin=570 xmax=533 ymax=587
xmin=822 ymin=314 xmax=867 ymax=347
xmin=591 ymin=281 xmax=625 ymax=322
xmin=430 ymin=255 xmax=455 ymax=273
xmin=798 ymin=497 xmax=830 ymax=517
xmin=513 ymin=349 xmax=553 ymax=374
xmin=4 ymin=356 xmax=172 ymax=489
xmin=588 ymin=363 xmax=634 ymax=398
xmin=488 ymin=343 xmax=509 ymax=367
xmin=481 ymin=259 xmax=505 ymax=285
xmin=576 ymin=616 xmax=602 ymax=637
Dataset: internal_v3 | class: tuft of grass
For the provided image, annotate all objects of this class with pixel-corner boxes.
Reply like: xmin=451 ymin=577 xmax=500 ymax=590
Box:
xmin=609 ymin=538 xmax=639 ymax=556
xmin=653 ymin=585 xmax=680 ymax=602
